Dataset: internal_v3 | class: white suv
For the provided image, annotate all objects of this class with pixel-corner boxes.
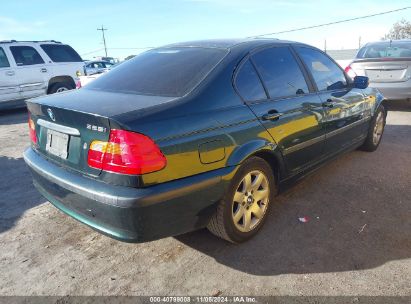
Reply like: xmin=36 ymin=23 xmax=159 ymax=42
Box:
xmin=0 ymin=40 xmax=84 ymax=109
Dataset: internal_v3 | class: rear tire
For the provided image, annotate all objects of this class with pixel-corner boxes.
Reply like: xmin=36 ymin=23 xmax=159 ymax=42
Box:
xmin=48 ymin=82 xmax=73 ymax=94
xmin=207 ymin=157 xmax=276 ymax=243
xmin=360 ymin=105 xmax=386 ymax=152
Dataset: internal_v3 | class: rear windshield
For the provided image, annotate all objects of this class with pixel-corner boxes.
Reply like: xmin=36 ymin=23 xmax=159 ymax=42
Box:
xmin=357 ymin=41 xmax=411 ymax=59
xmin=40 ymin=44 xmax=82 ymax=62
xmin=86 ymin=47 xmax=228 ymax=97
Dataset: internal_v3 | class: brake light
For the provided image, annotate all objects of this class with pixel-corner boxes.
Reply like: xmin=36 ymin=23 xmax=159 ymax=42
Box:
xmin=28 ymin=116 xmax=37 ymax=144
xmin=344 ymin=64 xmax=357 ymax=79
xmin=87 ymin=130 xmax=166 ymax=175
xmin=75 ymin=79 xmax=82 ymax=89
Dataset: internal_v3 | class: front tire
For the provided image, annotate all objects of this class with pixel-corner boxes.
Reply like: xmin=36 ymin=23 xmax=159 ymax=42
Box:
xmin=207 ymin=157 xmax=276 ymax=243
xmin=360 ymin=105 xmax=386 ymax=152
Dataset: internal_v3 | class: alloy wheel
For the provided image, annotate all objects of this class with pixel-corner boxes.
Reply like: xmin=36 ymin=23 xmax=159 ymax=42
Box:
xmin=231 ymin=170 xmax=270 ymax=233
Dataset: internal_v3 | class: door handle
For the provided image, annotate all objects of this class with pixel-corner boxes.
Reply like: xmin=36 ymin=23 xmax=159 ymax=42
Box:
xmin=40 ymin=68 xmax=47 ymax=73
xmin=262 ymin=112 xmax=283 ymax=121
xmin=322 ymin=99 xmax=335 ymax=108
xmin=6 ymin=71 xmax=15 ymax=76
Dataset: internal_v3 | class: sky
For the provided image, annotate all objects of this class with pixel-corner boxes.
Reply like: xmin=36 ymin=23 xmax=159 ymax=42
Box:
xmin=1 ymin=0 xmax=410 ymax=60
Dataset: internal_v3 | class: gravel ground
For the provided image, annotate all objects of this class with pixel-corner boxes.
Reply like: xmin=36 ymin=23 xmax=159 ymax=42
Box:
xmin=0 ymin=102 xmax=410 ymax=296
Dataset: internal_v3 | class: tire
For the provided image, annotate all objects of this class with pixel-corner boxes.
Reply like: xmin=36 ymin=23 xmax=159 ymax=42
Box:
xmin=207 ymin=157 xmax=276 ymax=243
xmin=48 ymin=82 xmax=73 ymax=94
xmin=360 ymin=105 xmax=386 ymax=152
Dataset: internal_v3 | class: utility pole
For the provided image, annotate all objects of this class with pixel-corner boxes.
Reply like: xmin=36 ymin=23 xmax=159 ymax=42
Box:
xmin=97 ymin=25 xmax=108 ymax=57
xmin=358 ymin=36 xmax=362 ymax=49
xmin=324 ymin=39 xmax=327 ymax=53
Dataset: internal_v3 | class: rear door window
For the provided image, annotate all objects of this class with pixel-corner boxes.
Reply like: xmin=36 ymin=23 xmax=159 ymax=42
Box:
xmin=0 ymin=47 xmax=10 ymax=68
xmin=251 ymin=46 xmax=309 ymax=99
xmin=40 ymin=44 xmax=82 ymax=62
xmin=235 ymin=59 xmax=267 ymax=102
xmin=10 ymin=46 xmax=45 ymax=66
xmin=296 ymin=47 xmax=347 ymax=91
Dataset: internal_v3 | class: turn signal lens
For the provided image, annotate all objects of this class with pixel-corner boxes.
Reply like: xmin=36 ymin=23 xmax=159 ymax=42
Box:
xmin=28 ymin=116 xmax=37 ymax=144
xmin=87 ymin=130 xmax=167 ymax=175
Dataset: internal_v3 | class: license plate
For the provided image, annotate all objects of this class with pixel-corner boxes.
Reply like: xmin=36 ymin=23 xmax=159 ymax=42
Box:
xmin=46 ymin=129 xmax=69 ymax=159
xmin=366 ymin=69 xmax=405 ymax=82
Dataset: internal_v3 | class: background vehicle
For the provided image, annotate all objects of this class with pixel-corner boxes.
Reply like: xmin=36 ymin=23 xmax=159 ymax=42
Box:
xmin=345 ymin=39 xmax=411 ymax=101
xmin=94 ymin=56 xmax=120 ymax=64
xmin=84 ymin=60 xmax=114 ymax=75
xmin=24 ymin=39 xmax=386 ymax=244
xmin=0 ymin=40 xmax=84 ymax=109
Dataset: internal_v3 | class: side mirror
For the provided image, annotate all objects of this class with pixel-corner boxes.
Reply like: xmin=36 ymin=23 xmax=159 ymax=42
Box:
xmin=354 ymin=76 xmax=369 ymax=89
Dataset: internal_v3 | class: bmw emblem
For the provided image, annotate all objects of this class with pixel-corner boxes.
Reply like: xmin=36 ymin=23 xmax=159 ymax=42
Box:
xmin=47 ymin=108 xmax=55 ymax=121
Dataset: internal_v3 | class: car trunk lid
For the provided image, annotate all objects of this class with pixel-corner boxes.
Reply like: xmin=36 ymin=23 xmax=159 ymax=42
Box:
xmin=26 ymin=89 xmax=177 ymax=177
xmin=27 ymin=101 xmax=111 ymax=176
xmin=350 ymin=59 xmax=411 ymax=83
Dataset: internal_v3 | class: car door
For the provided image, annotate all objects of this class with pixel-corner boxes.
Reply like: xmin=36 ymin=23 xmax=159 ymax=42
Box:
xmin=0 ymin=46 xmax=21 ymax=103
xmin=237 ymin=45 xmax=327 ymax=174
xmin=294 ymin=46 xmax=367 ymax=156
xmin=8 ymin=45 xmax=48 ymax=100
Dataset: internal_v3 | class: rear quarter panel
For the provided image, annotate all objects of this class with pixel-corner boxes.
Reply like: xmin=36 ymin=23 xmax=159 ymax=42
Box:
xmin=138 ymin=105 xmax=274 ymax=186
xmin=48 ymin=62 xmax=84 ymax=81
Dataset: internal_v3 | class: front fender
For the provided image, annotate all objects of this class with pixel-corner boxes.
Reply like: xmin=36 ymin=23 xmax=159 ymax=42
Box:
xmin=374 ymin=89 xmax=386 ymax=112
xmin=364 ymin=87 xmax=386 ymax=116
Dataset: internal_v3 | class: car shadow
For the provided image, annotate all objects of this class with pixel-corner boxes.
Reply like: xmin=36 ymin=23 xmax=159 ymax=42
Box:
xmin=176 ymin=124 xmax=411 ymax=275
xmin=386 ymin=100 xmax=411 ymax=112
xmin=0 ymin=156 xmax=46 ymax=233
xmin=0 ymin=107 xmax=28 ymax=125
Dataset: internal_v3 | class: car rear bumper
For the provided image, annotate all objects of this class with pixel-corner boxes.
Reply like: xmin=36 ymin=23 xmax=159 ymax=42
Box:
xmin=23 ymin=148 xmax=232 ymax=242
xmin=369 ymin=80 xmax=411 ymax=101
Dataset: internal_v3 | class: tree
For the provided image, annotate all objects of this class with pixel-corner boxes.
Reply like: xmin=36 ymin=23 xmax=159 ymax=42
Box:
xmin=384 ymin=19 xmax=411 ymax=40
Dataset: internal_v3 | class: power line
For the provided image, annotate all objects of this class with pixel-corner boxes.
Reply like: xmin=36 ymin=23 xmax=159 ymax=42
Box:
xmin=248 ymin=6 xmax=411 ymax=38
xmin=97 ymin=25 xmax=108 ymax=57
xmin=84 ymin=6 xmax=410 ymax=57
xmin=81 ymin=48 xmax=105 ymax=56
xmin=81 ymin=47 xmax=154 ymax=57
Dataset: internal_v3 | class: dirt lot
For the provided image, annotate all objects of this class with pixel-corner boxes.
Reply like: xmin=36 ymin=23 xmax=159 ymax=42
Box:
xmin=0 ymin=103 xmax=410 ymax=296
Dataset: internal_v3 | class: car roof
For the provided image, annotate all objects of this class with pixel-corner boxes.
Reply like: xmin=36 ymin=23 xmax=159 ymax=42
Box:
xmin=0 ymin=40 xmax=63 ymax=44
xmin=363 ymin=39 xmax=411 ymax=46
xmin=163 ymin=38 xmax=305 ymax=50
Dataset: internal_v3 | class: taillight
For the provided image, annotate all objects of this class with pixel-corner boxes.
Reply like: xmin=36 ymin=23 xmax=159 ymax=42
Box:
xmin=75 ymin=80 xmax=82 ymax=89
xmin=28 ymin=116 xmax=37 ymax=144
xmin=344 ymin=64 xmax=357 ymax=79
xmin=87 ymin=130 xmax=167 ymax=175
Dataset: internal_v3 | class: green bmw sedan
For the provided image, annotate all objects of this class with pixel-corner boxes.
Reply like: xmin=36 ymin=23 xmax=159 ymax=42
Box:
xmin=24 ymin=39 xmax=386 ymax=243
